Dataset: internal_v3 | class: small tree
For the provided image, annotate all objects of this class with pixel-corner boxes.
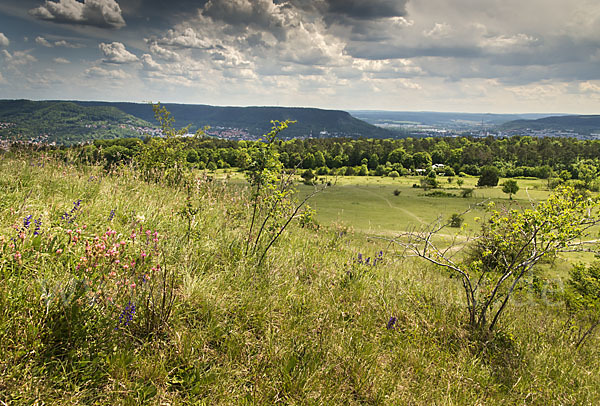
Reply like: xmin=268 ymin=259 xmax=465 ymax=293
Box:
xmin=245 ymin=121 xmax=329 ymax=266
xmin=501 ymin=179 xmax=519 ymax=199
xmin=390 ymin=187 xmax=600 ymax=333
xmin=477 ymin=166 xmax=500 ymax=187
xmin=565 ymin=262 xmax=600 ymax=348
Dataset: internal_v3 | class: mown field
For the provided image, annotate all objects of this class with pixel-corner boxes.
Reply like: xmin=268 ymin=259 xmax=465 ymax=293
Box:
xmin=297 ymin=175 xmax=549 ymax=235
xmin=1 ymin=153 xmax=600 ymax=405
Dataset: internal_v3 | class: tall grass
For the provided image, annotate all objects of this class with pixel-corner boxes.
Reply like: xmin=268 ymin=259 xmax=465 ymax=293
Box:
xmin=1 ymin=151 xmax=600 ymax=404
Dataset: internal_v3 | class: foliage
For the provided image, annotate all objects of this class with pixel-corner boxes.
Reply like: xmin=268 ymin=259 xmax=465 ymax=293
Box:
xmin=391 ymin=186 xmax=600 ymax=332
xmin=501 ymin=179 xmax=519 ymax=199
xmin=135 ymin=103 xmax=206 ymax=185
xmin=477 ymin=166 xmax=500 ymax=187
xmin=3 ymin=153 xmax=600 ymax=404
xmin=449 ymin=213 xmax=464 ymax=228
xmin=244 ymin=120 xmax=327 ymax=265
xmin=565 ymin=262 xmax=600 ymax=348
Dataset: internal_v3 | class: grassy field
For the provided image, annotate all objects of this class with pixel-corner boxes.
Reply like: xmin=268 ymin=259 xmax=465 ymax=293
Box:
xmin=296 ymin=176 xmax=549 ymax=236
xmin=2 ymin=155 xmax=600 ymax=404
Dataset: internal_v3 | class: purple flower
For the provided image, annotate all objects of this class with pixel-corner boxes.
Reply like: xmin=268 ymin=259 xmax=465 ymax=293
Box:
xmin=116 ymin=301 xmax=136 ymax=329
xmin=33 ymin=218 xmax=42 ymax=236
xmin=387 ymin=316 xmax=397 ymax=330
xmin=23 ymin=215 xmax=33 ymax=229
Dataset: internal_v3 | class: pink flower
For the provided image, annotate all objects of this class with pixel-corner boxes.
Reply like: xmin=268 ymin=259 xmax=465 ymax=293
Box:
xmin=56 ymin=248 xmax=63 ymax=254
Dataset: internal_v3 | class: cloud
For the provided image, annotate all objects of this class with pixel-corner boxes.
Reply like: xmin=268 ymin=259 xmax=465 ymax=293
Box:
xmin=29 ymin=0 xmax=126 ymax=29
xmin=157 ymin=27 xmax=217 ymax=49
xmin=324 ymin=0 xmax=408 ymax=20
xmin=35 ymin=36 xmax=84 ymax=49
xmin=580 ymin=81 xmax=600 ymax=94
xmin=53 ymin=57 xmax=70 ymax=64
xmin=84 ymin=66 xmax=129 ymax=79
xmin=148 ymin=42 xmax=180 ymax=61
xmin=2 ymin=50 xmax=37 ymax=66
xmin=35 ymin=36 xmax=53 ymax=47
xmin=99 ymin=42 xmax=138 ymax=63
xmin=141 ymin=54 xmax=161 ymax=71
xmin=0 ymin=33 xmax=9 ymax=47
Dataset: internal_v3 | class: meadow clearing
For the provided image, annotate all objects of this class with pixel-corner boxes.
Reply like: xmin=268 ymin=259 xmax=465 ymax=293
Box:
xmin=1 ymin=153 xmax=600 ymax=404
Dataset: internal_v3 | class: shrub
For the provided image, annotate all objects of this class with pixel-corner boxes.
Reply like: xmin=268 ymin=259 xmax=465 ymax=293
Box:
xmin=477 ymin=166 xmax=500 ymax=187
xmin=449 ymin=213 xmax=464 ymax=228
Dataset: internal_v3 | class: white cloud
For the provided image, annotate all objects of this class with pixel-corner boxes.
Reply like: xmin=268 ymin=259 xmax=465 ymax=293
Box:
xmin=2 ymin=50 xmax=38 ymax=66
xmin=53 ymin=57 xmax=71 ymax=64
xmin=148 ymin=43 xmax=181 ymax=61
xmin=29 ymin=0 xmax=126 ymax=29
xmin=54 ymin=39 xmax=83 ymax=48
xmin=84 ymin=66 xmax=130 ymax=79
xmin=157 ymin=27 xmax=215 ymax=49
xmin=580 ymin=81 xmax=600 ymax=93
xmin=0 ymin=71 xmax=5 ymax=84
xmin=36 ymin=36 xmax=53 ymax=47
xmin=141 ymin=54 xmax=161 ymax=71
xmin=99 ymin=42 xmax=138 ymax=63
xmin=0 ymin=33 xmax=9 ymax=47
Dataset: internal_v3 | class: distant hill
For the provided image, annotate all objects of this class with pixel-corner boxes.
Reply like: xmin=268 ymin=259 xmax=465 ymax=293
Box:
xmin=74 ymin=101 xmax=392 ymax=139
xmin=0 ymin=100 xmax=153 ymax=144
xmin=500 ymin=115 xmax=600 ymax=135
xmin=350 ymin=110 xmax=555 ymax=129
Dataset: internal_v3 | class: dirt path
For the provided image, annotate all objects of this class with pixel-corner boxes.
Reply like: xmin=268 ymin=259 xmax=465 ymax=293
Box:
xmin=361 ymin=188 xmax=425 ymax=224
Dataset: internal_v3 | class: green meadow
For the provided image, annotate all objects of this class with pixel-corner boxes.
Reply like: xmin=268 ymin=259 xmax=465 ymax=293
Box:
xmin=296 ymin=176 xmax=550 ymax=236
xmin=2 ymin=153 xmax=600 ymax=405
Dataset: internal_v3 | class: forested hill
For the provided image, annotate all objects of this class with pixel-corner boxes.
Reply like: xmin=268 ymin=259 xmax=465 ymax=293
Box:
xmin=0 ymin=100 xmax=153 ymax=144
xmin=501 ymin=115 xmax=600 ymax=135
xmin=74 ymin=101 xmax=392 ymax=139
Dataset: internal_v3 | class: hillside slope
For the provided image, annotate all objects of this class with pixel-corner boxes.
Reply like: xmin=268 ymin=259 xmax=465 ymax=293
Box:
xmin=75 ymin=101 xmax=393 ymax=139
xmin=500 ymin=115 xmax=600 ymax=135
xmin=0 ymin=100 xmax=153 ymax=144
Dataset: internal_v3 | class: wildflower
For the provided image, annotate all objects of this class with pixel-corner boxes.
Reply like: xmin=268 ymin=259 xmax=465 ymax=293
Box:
xmin=23 ymin=215 xmax=33 ymax=230
xmin=56 ymin=248 xmax=63 ymax=254
xmin=116 ymin=301 xmax=136 ymax=329
xmin=108 ymin=209 xmax=116 ymax=222
xmin=14 ymin=252 xmax=21 ymax=260
xmin=387 ymin=316 xmax=397 ymax=330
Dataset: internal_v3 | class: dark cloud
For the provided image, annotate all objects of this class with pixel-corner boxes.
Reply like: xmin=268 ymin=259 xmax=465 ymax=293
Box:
xmin=325 ymin=0 xmax=408 ymax=20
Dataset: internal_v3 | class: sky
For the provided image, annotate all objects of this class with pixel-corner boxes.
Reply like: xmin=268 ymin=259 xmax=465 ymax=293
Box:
xmin=0 ymin=0 xmax=599 ymax=114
